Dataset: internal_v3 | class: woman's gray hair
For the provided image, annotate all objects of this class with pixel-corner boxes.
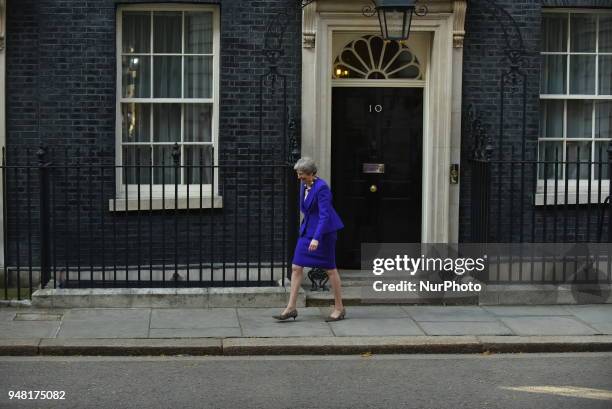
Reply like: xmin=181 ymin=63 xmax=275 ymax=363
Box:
xmin=293 ymin=157 xmax=318 ymax=175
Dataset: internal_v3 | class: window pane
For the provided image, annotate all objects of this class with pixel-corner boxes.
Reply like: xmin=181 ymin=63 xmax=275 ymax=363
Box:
xmin=184 ymin=104 xmax=212 ymax=142
xmin=541 ymin=55 xmax=566 ymax=94
xmin=596 ymin=101 xmax=612 ymax=139
xmin=600 ymin=16 xmax=612 ymax=52
xmin=184 ymin=145 xmax=213 ymax=184
xmin=122 ymin=12 xmax=150 ymax=53
xmin=599 ymin=56 xmax=612 ymax=96
xmin=123 ymin=146 xmax=151 ymax=184
xmin=567 ymin=100 xmax=593 ymax=139
xmin=540 ymin=100 xmax=564 ymax=138
xmin=153 ymin=146 xmax=179 ymax=184
xmin=122 ymin=103 xmax=151 ymax=143
xmin=153 ymin=56 xmax=181 ymax=98
xmin=185 ymin=12 xmax=213 ymax=54
xmin=538 ymin=141 xmax=563 ymax=179
xmin=570 ymin=14 xmax=596 ymax=52
xmin=153 ymin=12 xmax=182 ymax=53
xmin=184 ymin=56 xmax=212 ymax=98
xmin=567 ymin=141 xmax=591 ymax=180
xmin=569 ymin=55 xmax=595 ymax=95
xmin=542 ymin=14 xmax=567 ymax=52
xmin=153 ymin=104 xmax=181 ymax=142
xmin=122 ymin=56 xmax=151 ymax=98
xmin=595 ymin=142 xmax=610 ymax=179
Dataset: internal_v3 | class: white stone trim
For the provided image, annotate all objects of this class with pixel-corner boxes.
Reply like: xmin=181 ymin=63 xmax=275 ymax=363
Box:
xmin=452 ymin=0 xmax=467 ymax=48
xmin=108 ymin=196 xmax=223 ymax=212
xmin=302 ymin=2 xmax=461 ymax=244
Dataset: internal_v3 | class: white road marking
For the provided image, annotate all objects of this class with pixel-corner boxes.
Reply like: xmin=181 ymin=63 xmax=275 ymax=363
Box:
xmin=502 ymin=386 xmax=612 ymax=401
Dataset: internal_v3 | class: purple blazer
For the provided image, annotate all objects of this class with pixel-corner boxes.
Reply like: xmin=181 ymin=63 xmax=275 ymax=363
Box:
xmin=299 ymin=178 xmax=344 ymax=241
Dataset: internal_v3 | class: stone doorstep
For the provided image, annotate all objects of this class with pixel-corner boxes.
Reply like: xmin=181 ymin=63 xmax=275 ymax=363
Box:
xmin=18 ymin=284 xmax=612 ymax=309
xmin=2 ymin=336 xmax=612 ymax=356
xmin=30 ymin=287 xmax=306 ymax=309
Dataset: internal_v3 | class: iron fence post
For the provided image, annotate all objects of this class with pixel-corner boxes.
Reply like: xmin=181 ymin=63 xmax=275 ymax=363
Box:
xmin=37 ymin=146 xmax=51 ymax=288
xmin=287 ymin=166 xmax=299 ymax=280
xmin=600 ymin=141 xmax=612 ymax=243
xmin=286 ymin=116 xmax=300 ymax=280
xmin=471 ymin=160 xmax=491 ymax=243
xmin=467 ymin=105 xmax=492 ymax=243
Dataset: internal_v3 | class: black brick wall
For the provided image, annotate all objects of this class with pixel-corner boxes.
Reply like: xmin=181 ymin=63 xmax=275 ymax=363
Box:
xmin=6 ymin=0 xmax=609 ymax=275
xmin=460 ymin=0 xmax=542 ymax=242
xmin=5 ymin=0 xmax=301 ymax=275
xmin=459 ymin=0 xmax=611 ymax=243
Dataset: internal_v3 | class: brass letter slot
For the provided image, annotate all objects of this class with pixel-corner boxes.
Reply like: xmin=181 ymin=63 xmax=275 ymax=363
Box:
xmin=362 ymin=163 xmax=385 ymax=174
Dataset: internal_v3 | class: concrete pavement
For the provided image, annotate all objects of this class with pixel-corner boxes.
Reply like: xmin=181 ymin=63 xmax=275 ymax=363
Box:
xmin=0 ymin=304 xmax=611 ymax=355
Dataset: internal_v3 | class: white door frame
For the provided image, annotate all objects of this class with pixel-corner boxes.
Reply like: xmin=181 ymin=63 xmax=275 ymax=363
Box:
xmin=302 ymin=5 xmax=460 ymax=243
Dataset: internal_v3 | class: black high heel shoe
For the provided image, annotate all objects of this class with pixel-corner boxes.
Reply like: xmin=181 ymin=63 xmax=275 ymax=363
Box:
xmin=273 ymin=309 xmax=298 ymax=321
xmin=325 ymin=308 xmax=346 ymax=322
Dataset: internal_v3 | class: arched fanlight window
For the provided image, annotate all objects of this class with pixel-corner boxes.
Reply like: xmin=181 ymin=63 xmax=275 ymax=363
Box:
xmin=332 ymin=35 xmax=423 ymax=80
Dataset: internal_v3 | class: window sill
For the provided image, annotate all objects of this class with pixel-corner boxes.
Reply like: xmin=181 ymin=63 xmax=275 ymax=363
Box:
xmin=109 ymin=196 xmax=223 ymax=212
xmin=535 ymin=190 xmax=610 ymax=206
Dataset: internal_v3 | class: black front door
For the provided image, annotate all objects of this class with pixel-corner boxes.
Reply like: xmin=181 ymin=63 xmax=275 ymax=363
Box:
xmin=332 ymin=87 xmax=423 ymax=268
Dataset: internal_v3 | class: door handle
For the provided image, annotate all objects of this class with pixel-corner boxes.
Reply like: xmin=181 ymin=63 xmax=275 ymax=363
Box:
xmin=370 ymin=185 xmax=378 ymax=193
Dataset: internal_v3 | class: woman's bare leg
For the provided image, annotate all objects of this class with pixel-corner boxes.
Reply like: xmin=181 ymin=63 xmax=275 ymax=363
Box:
xmin=283 ymin=264 xmax=304 ymax=314
xmin=326 ymin=268 xmax=344 ymax=317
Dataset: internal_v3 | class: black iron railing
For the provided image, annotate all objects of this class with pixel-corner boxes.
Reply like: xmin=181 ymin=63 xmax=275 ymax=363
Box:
xmin=1 ymin=146 xmax=299 ymax=300
xmin=470 ymin=148 xmax=612 ymax=285
xmin=471 ymin=152 xmax=612 ymax=244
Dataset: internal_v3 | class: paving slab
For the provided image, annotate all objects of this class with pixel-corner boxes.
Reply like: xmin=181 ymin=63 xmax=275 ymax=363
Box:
xmin=329 ymin=318 xmax=425 ymax=337
xmin=563 ymin=305 xmax=612 ymax=324
xmin=586 ymin=323 xmax=612 ymax=334
xmin=319 ymin=305 xmax=410 ymax=319
xmin=418 ymin=321 xmax=514 ymax=336
xmin=222 ymin=336 xmax=482 ymax=355
xmin=62 ymin=308 xmax=150 ymax=321
xmin=0 ymin=310 xmax=16 ymax=321
xmin=499 ymin=316 xmax=599 ymax=336
xmin=57 ymin=319 xmax=149 ymax=339
xmin=14 ymin=313 xmax=62 ymax=321
xmin=150 ymin=308 xmax=239 ymax=329
xmin=149 ymin=328 xmax=242 ymax=338
xmin=481 ymin=306 xmax=574 ymax=316
xmin=58 ymin=308 xmax=151 ymax=339
xmin=402 ymin=306 xmax=497 ymax=322
xmin=237 ymin=308 xmax=334 ymax=337
xmin=39 ymin=338 xmax=222 ymax=356
xmin=0 ymin=322 xmax=60 ymax=339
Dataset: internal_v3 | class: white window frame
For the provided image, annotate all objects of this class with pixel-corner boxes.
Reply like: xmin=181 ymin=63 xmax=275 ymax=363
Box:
xmin=537 ymin=8 xmax=612 ymax=206
xmin=113 ymin=4 xmax=221 ymax=210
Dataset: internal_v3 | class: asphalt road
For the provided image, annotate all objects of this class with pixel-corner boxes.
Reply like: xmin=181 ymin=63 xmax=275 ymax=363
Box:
xmin=1 ymin=353 xmax=611 ymax=409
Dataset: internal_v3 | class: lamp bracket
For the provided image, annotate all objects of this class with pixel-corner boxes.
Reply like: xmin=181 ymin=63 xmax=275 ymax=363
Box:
xmin=361 ymin=1 xmax=429 ymax=19
xmin=362 ymin=1 xmax=377 ymax=17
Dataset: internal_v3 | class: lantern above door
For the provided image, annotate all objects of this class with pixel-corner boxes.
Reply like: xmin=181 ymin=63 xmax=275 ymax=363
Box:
xmin=371 ymin=0 xmax=428 ymax=42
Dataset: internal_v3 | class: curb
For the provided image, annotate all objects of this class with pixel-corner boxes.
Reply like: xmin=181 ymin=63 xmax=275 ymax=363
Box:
xmin=2 ymin=336 xmax=612 ymax=356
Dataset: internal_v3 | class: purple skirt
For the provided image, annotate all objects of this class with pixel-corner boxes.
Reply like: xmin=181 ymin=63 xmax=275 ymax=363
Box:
xmin=292 ymin=231 xmax=338 ymax=270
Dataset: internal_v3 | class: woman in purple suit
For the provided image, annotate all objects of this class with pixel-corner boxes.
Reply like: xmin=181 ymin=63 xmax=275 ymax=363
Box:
xmin=273 ymin=157 xmax=347 ymax=322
